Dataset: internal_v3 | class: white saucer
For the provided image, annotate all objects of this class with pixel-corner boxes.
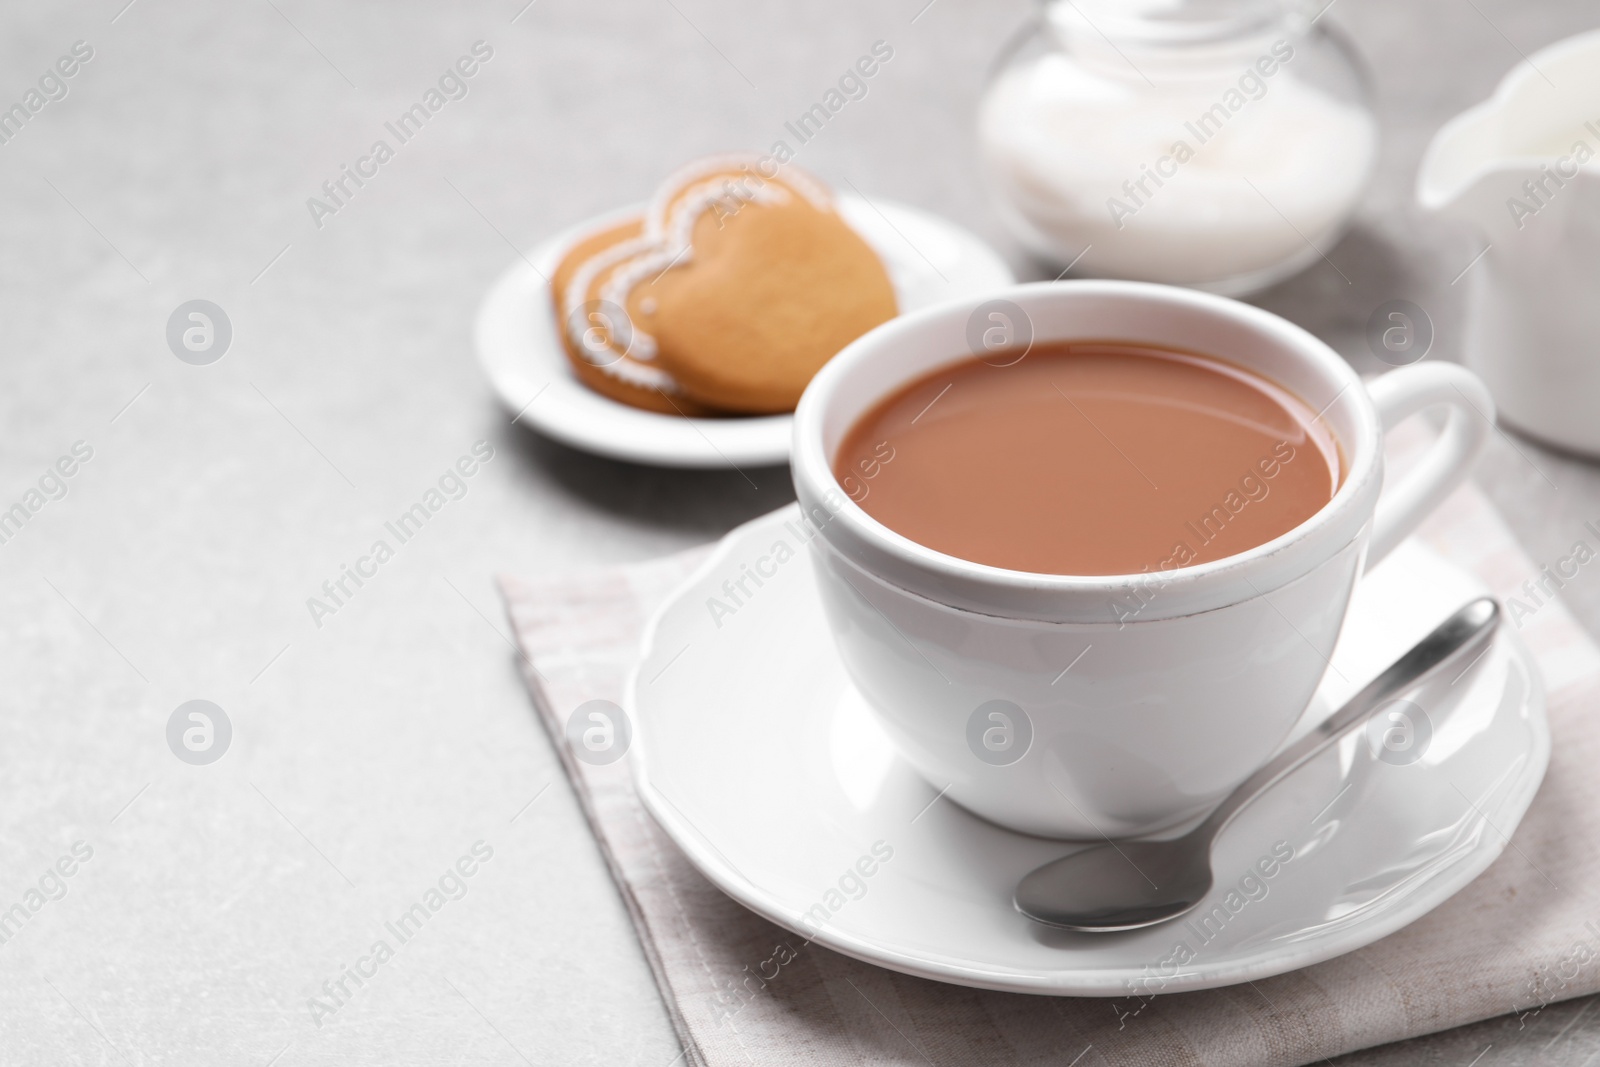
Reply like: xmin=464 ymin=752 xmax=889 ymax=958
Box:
xmin=627 ymin=505 xmax=1549 ymax=996
xmin=474 ymin=198 xmax=1014 ymax=469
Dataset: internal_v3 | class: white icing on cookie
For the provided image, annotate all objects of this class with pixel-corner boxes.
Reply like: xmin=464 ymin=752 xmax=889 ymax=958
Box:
xmin=559 ymin=231 xmax=685 ymax=394
xmin=646 ymin=154 xmax=832 ymax=228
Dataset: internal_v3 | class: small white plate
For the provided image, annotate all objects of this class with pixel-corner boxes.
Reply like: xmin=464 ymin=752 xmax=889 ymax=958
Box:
xmin=474 ymin=198 xmax=1014 ymax=469
xmin=627 ymin=505 xmax=1549 ymax=996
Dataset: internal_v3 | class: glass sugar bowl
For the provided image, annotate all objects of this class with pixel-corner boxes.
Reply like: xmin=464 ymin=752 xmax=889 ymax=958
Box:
xmin=978 ymin=0 xmax=1377 ymax=295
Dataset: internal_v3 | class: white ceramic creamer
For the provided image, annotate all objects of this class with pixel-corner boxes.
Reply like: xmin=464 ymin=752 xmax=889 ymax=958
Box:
xmin=1418 ymin=29 xmax=1600 ymax=456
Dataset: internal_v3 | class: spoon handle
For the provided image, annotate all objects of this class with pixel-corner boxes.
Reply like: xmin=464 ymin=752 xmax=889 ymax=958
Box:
xmin=1193 ymin=596 xmax=1500 ymax=843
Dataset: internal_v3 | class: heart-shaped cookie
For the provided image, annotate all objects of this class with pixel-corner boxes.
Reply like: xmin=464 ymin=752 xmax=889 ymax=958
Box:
xmin=622 ymin=159 xmax=898 ymax=414
xmin=548 ymin=156 xmax=898 ymax=416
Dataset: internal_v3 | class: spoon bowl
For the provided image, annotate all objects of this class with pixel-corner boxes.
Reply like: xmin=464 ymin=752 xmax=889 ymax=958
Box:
xmin=1017 ymin=837 xmax=1215 ymax=931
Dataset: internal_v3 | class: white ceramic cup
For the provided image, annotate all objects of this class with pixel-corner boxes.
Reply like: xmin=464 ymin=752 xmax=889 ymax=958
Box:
xmin=791 ymin=281 xmax=1494 ymax=839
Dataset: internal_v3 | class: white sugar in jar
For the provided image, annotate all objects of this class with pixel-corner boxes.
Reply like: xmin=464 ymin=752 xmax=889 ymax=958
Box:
xmin=979 ymin=0 xmax=1377 ymax=295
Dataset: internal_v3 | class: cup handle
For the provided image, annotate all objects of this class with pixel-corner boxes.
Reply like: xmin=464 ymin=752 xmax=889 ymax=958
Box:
xmin=1364 ymin=362 xmax=1494 ymax=570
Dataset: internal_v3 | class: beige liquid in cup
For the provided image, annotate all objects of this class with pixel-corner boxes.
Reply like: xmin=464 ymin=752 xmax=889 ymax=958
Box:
xmin=833 ymin=341 xmax=1342 ymax=576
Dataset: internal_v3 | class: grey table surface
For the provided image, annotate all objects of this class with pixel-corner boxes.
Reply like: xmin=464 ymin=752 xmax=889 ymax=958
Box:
xmin=1 ymin=0 xmax=1598 ymax=1064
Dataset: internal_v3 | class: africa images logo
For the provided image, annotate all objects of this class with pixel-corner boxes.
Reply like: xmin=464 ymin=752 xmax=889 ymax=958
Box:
xmin=166 ymin=700 xmax=232 ymax=765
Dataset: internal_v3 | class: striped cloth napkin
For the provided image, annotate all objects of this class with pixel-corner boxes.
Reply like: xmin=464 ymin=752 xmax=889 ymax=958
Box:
xmin=499 ymin=477 xmax=1600 ymax=1067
